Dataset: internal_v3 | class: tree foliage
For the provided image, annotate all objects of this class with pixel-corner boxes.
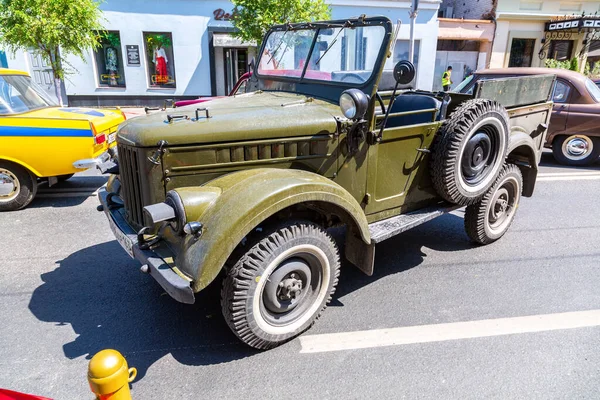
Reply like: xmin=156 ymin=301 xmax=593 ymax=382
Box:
xmin=0 ymin=0 xmax=105 ymax=80
xmin=231 ymin=0 xmax=331 ymax=46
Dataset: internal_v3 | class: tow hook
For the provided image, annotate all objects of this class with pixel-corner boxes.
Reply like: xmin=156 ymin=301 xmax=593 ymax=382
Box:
xmin=137 ymin=226 xmax=162 ymax=250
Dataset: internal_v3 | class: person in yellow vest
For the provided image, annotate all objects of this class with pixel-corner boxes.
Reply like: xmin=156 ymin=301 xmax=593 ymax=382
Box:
xmin=442 ymin=66 xmax=453 ymax=91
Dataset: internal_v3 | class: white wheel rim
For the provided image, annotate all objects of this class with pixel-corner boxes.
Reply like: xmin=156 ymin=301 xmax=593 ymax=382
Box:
xmin=456 ymin=116 xmax=506 ymax=194
xmin=0 ymin=168 xmax=20 ymax=202
xmin=562 ymin=135 xmax=593 ymax=161
xmin=253 ymin=244 xmax=331 ymax=335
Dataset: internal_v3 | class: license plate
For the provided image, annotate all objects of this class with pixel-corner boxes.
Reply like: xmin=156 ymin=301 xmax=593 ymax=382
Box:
xmin=108 ymin=133 xmax=117 ymax=144
xmin=108 ymin=214 xmax=134 ymax=258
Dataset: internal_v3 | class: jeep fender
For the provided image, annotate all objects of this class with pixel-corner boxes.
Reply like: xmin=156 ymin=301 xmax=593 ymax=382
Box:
xmin=507 ymin=131 xmax=540 ymax=197
xmin=171 ymin=168 xmax=371 ymax=292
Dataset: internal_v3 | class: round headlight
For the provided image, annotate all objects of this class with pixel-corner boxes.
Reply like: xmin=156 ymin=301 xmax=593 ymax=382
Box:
xmin=340 ymin=93 xmax=357 ymax=119
xmin=339 ymin=89 xmax=369 ymax=120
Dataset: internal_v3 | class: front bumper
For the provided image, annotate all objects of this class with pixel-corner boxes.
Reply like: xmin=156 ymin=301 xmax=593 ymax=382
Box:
xmin=98 ymin=187 xmax=195 ymax=304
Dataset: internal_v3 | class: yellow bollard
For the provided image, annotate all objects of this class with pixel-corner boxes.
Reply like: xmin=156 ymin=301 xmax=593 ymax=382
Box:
xmin=88 ymin=349 xmax=137 ymax=400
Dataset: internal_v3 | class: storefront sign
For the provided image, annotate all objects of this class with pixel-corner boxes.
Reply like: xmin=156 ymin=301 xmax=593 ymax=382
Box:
xmin=214 ymin=8 xmax=237 ymax=21
xmin=126 ymin=45 xmax=140 ymax=66
xmin=546 ymin=17 xmax=600 ymax=31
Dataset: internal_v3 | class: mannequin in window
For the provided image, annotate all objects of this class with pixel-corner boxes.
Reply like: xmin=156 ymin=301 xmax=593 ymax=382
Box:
xmin=105 ymin=47 xmax=118 ymax=86
xmin=153 ymin=45 xmax=168 ymax=85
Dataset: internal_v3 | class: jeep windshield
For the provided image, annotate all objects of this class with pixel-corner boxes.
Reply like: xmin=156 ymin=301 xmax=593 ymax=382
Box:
xmin=257 ymin=21 xmax=388 ymax=86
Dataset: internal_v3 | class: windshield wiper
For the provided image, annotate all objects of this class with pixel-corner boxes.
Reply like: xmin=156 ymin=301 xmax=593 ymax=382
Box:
xmin=315 ymin=27 xmax=345 ymax=65
xmin=267 ymin=28 xmax=290 ymax=66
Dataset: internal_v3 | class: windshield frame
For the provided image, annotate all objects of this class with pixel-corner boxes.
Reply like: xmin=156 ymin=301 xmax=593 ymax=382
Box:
xmin=0 ymin=74 xmax=57 ymax=115
xmin=255 ymin=16 xmax=393 ymax=93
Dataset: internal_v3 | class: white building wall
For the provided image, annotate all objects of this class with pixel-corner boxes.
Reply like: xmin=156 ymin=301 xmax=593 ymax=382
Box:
xmin=63 ymin=0 xmax=232 ymax=99
xmin=331 ymin=0 xmax=441 ymax=90
xmin=3 ymin=0 xmax=441 ymax=101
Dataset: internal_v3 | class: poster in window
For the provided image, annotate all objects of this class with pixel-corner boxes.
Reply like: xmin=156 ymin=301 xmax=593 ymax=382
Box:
xmin=93 ymin=31 xmax=126 ymax=87
xmin=143 ymin=32 xmax=176 ymax=88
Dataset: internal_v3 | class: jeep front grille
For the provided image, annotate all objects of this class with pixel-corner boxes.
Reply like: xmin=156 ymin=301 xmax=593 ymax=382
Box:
xmin=118 ymin=144 xmax=145 ymax=227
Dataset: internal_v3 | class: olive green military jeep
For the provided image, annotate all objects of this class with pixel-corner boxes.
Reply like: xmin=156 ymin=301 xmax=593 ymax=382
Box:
xmin=99 ymin=16 xmax=554 ymax=349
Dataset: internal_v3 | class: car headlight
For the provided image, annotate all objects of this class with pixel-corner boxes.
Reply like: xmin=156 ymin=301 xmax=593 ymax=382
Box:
xmin=340 ymin=89 xmax=369 ymax=120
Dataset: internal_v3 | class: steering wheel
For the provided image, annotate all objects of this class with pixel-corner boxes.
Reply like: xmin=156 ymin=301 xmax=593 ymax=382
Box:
xmin=376 ymin=92 xmax=386 ymax=115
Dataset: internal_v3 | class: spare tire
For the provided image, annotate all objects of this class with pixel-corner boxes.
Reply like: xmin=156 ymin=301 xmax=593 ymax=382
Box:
xmin=430 ymin=99 xmax=509 ymax=206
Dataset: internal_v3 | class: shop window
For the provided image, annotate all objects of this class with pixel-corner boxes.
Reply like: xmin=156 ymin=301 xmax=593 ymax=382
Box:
xmin=549 ymin=40 xmax=573 ymax=61
xmin=437 ymin=40 xmax=479 ymax=52
xmin=143 ymin=32 xmax=176 ymax=88
xmin=94 ymin=31 xmax=126 ymax=87
xmin=508 ymin=38 xmax=535 ymax=67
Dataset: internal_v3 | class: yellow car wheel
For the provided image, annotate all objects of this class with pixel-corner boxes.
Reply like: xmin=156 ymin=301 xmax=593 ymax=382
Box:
xmin=0 ymin=161 xmax=37 ymax=211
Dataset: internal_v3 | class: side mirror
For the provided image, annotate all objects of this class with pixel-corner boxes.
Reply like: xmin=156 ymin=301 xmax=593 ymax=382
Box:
xmin=340 ymin=89 xmax=369 ymax=120
xmin=393 ymin=60 xmax=416 ymax=85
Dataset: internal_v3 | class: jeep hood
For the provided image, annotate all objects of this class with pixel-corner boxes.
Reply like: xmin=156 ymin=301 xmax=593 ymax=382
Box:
xmin=117 ymin=92 xmax=342 ymax=147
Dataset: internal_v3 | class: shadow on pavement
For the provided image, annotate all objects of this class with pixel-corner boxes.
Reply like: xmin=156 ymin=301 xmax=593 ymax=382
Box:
xmin=28 ymin=212 xmax=471 ymax=378
xmin=333 ymin=212 xmax=474 ymax=301
xmin=28 ymin=240 xmax=257 ymax=380
xmin=29 ymin=176 xmax=108 ymax=209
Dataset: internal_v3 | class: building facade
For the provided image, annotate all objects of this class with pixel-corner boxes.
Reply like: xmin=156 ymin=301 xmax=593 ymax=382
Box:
xmin=490 ymin=0 xmax=600 ymax=71
xmin=434 ymin=0 xmax=495 ymax=91
xmin=4 ymin=0 xmax=441 ymax=106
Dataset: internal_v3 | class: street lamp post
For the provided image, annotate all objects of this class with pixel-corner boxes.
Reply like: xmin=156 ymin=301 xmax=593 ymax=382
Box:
xmin=409 ymin=0 xmax=419 ymax=65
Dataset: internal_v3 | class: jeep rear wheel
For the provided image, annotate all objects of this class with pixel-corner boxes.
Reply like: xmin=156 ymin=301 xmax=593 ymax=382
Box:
xmin=464 ymin=163 xmax=522 ymax=245
xmin=221 ymin=222 xmax=340 ymax=350
xmin=431 ymin=99 xmax=509 ymax=206
xmin=0 ymin=161 xmax=37 ymax=212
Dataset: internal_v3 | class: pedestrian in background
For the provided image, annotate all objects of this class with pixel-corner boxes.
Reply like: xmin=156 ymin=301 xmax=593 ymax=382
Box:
xmin=442 ymin=66 xmax=453 ymax=91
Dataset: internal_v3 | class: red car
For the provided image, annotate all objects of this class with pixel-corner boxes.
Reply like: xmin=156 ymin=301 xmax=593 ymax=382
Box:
xmin=174 ymin=72 xmax=251 ymax=108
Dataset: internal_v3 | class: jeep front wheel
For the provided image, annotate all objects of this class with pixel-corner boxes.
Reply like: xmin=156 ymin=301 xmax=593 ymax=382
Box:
xmin=464 ymin=163 xmax=522 ymax=245
xmin=431 ymin=99 xmax=509 ymax=206
xmin=221 ymin=222 xmax=340 ymax=350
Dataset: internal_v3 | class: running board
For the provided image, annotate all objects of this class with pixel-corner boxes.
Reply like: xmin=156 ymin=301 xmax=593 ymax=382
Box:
xmin=369 ymin=203 xmax=461 ymax=244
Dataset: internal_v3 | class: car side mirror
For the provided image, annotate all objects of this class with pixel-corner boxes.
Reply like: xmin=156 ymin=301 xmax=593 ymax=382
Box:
xmin=394 ymin=60 xmax=416 ymax=85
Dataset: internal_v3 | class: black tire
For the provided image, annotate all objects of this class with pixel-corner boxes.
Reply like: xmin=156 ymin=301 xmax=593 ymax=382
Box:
xmin=57 ymin=173 xmax=75 ymax=182
xmin=464 ymin=163 xmax=523 ymax=245
xmin=552 ymin=134 xmax=600 ymax=166
xmin=431 ymin=99 xmax=509 ymax=206
xmin=0 ymin=161 xmax=37 ymax=211
xmin=221 ymin=221 xmax=340 ymax=350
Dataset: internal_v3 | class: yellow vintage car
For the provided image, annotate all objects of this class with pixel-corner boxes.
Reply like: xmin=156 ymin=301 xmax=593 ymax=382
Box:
xmin=0 ymin=68 xmax=125 ymax=211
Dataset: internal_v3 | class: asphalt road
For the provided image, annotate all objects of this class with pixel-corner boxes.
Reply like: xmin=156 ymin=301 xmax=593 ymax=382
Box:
xmin=1 ymin=152 xmax=599 ymax=399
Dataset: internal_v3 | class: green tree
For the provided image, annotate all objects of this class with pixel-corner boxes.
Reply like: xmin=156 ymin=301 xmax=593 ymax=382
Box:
xmin=569 ymin=57 xmax=579 ymax=72
xmin=231 ymin=0 xmax=330 ymax=46
xmin=0 ymin=0 xmax=105 ymax=105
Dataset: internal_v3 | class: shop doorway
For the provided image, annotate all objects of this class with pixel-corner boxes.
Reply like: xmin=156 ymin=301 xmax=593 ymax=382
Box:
xmin=224 ymin=48 xmax=248 ymax=95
